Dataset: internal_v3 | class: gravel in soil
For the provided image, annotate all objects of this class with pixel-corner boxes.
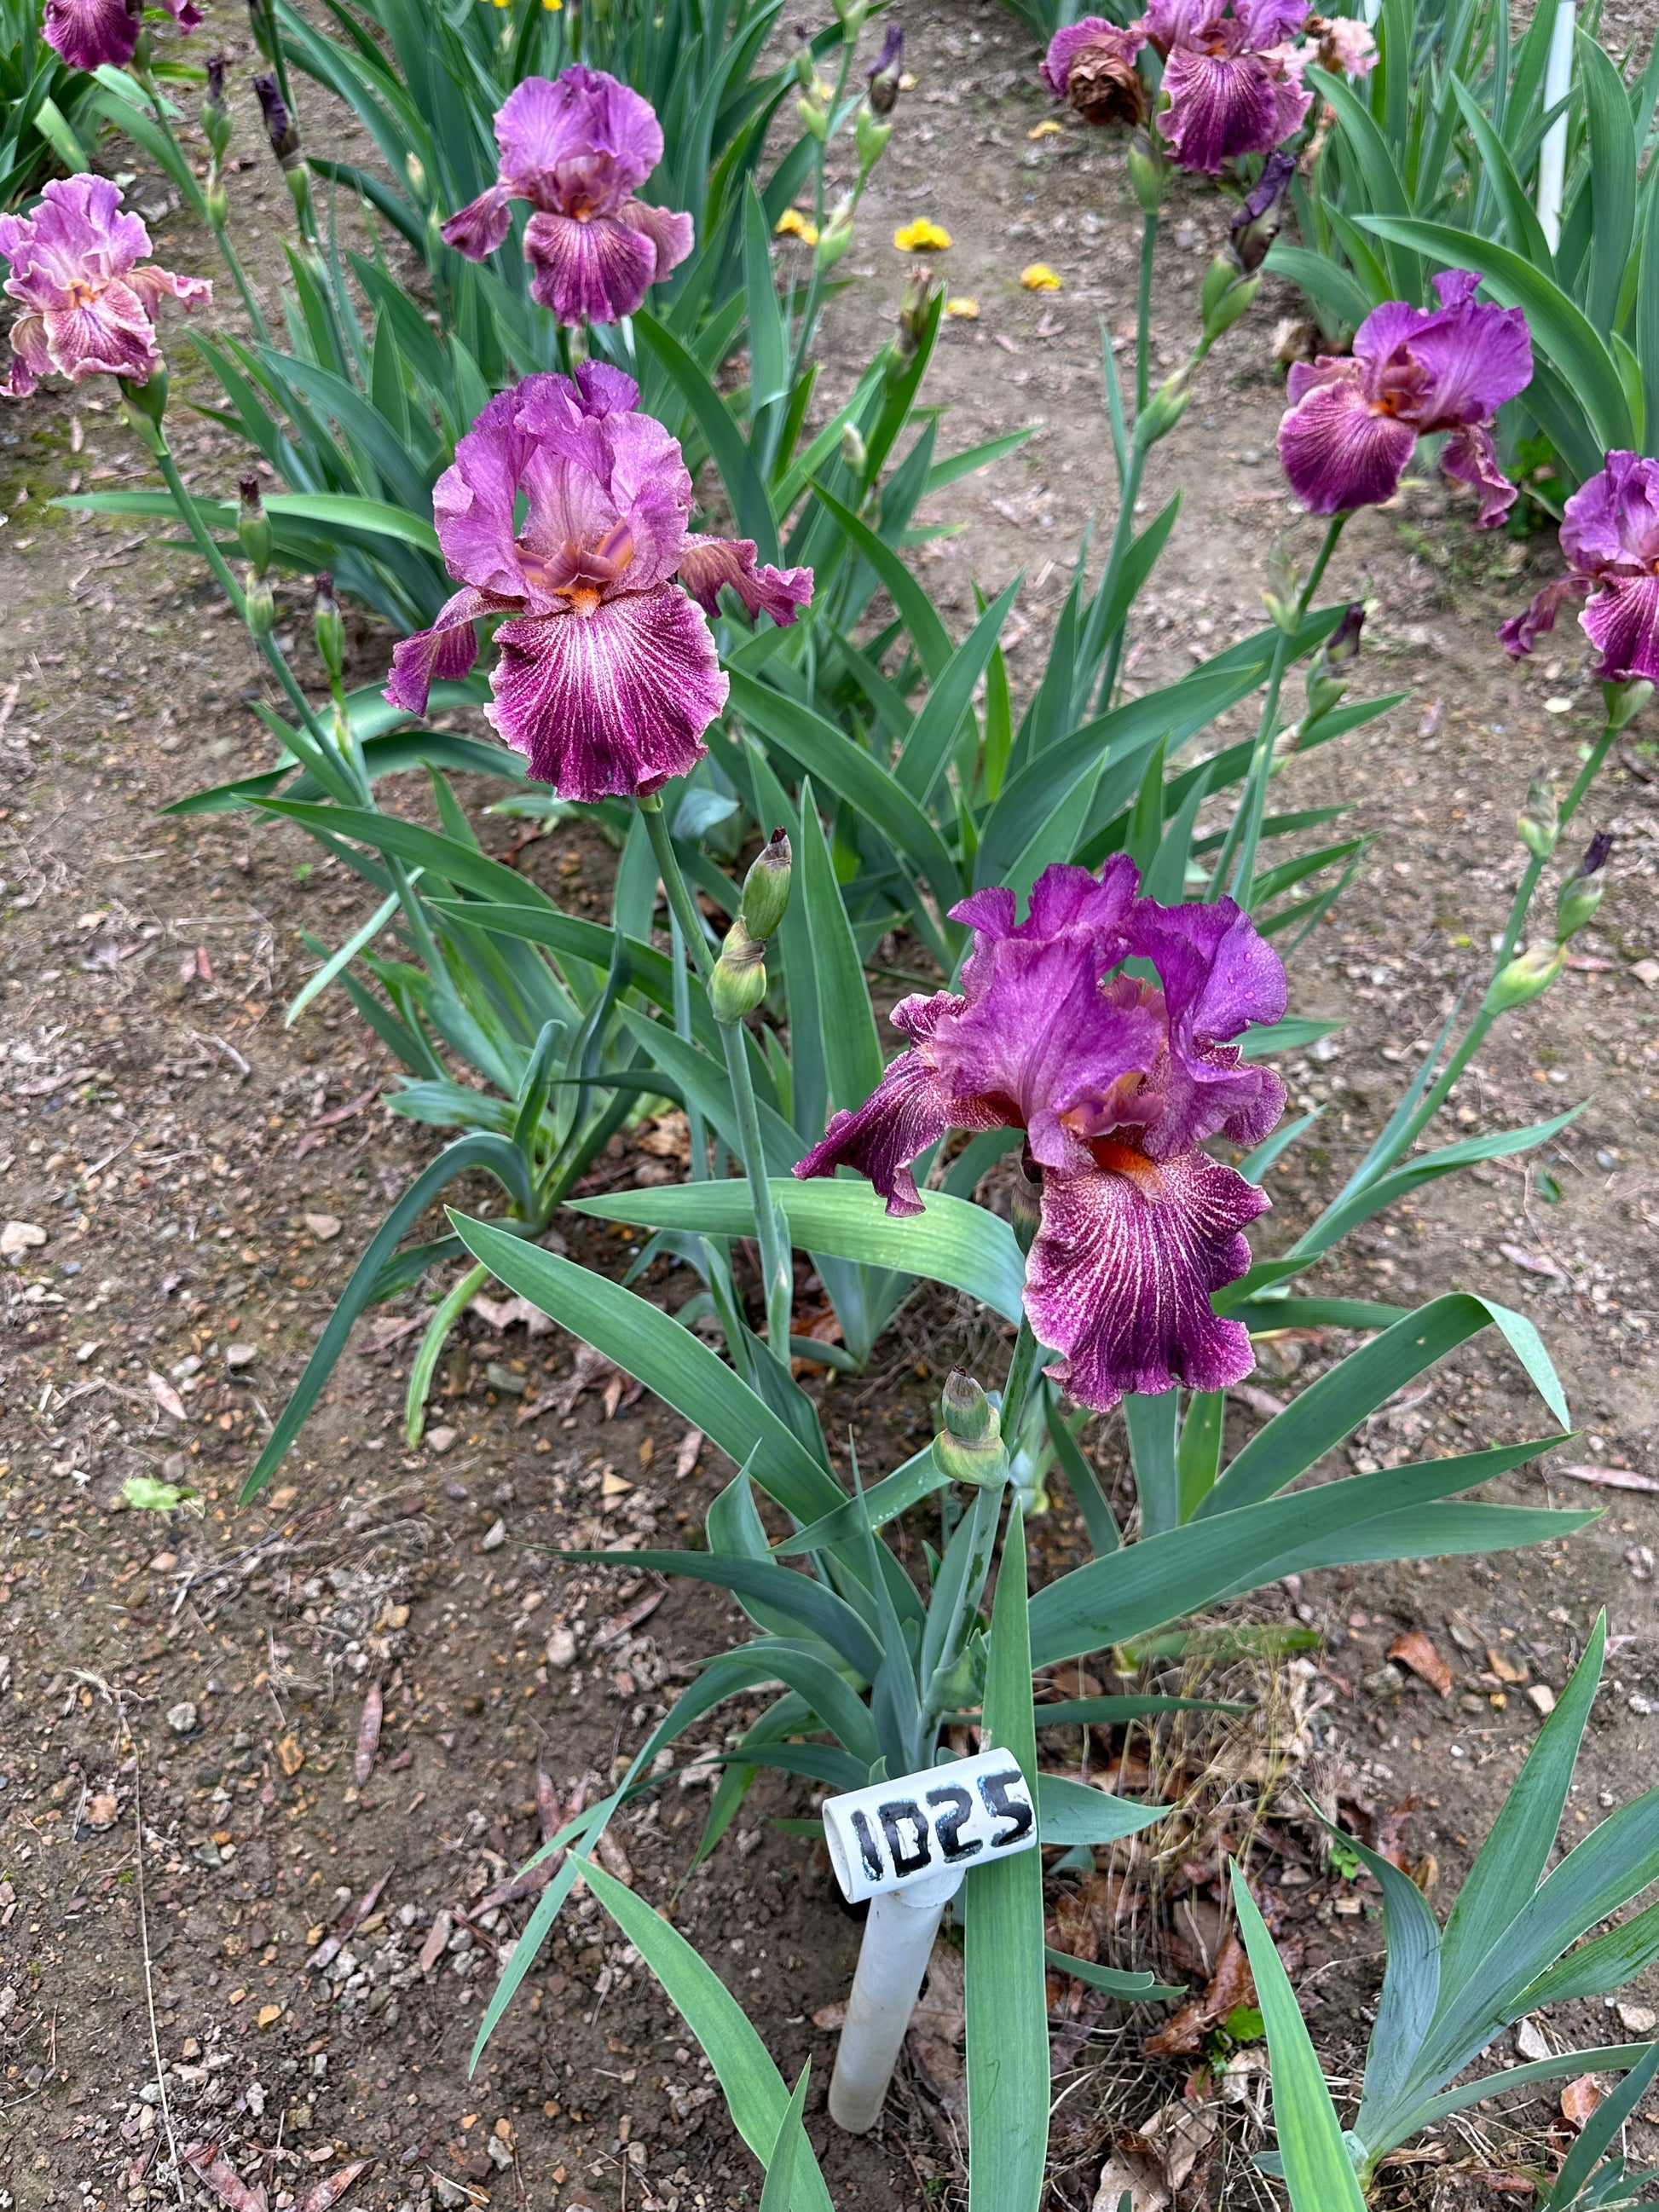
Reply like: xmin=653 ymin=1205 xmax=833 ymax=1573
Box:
xmin=3 ymin=2 xmax=1659 ymax=2208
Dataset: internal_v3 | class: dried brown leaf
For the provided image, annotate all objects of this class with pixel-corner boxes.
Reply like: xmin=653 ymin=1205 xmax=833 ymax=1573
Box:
xmin=418 ymin=1909 xmax=452 ymax=1975
xmin=182 ymin=2142 xmax=267 ymax=2212
xmin=1556 ymin=1464 xmax=1659 ymax=1493
xmin=146 ymin=1371 xmax=188 ymax=1423
xmin=1562 ymin=2074 xmax=1603 ymax=2128
xmin=306 ymin=1868 xmax=390 ymax=1971
xmin=1143 ymin=1932 xmax=1254 ymax=2057
xmin=1387 ymin=1630 xmax=1453 ymax=1697
xmin=297 ymin=2161 xmax=370 ymax=2212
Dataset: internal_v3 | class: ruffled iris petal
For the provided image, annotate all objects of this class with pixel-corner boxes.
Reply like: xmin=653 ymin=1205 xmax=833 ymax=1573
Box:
xmin=488 ymin=584 xmax=726 ymax=801
xmin=1276 ymin=370 xmax=1416 ymax=514
xmin=677 ymin=534 xmax=814 ymax=626
xmin=794 ymin=994 xmax=996 ymax=1216
xmin=524 ymin=209 xmax=659 ymax=326
xmin=1159 ymin=46 xmax=1307 ymax=171
xmin=1579 ymin=569 xmax=1659 ymax=683
xmin=41 ymin=0 xmax=140 ymax=70
xmin=1026 ymin=1148 xmax=1269 ymax=1411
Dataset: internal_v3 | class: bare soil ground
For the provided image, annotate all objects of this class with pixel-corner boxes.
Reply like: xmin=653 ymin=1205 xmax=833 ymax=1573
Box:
xmin=2 ymin=3 xmax=1658 ymax=2209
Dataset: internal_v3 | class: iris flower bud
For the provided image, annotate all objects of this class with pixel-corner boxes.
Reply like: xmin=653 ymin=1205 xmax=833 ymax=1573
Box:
xmin=237 ymin=472 xmax=273 ymax=576
xmin=738 ymin=829 xmax=792 ymax=940
xmin=897 ymin=266 xmax=934 ymax=355
xmin=205 ymin=169 xmax=229 ymax=228
xmin=204 ymin=54 xmax=234 ymax=160
xmin=1135 ymin=362 xmax=1191 ymax=447
xmin=1126 ymin=129 xmax=1163 ymax=213
xmin=1304 ymin=602 xmax=1364 ymax=719
xmin=313 ymin=573 xmax=345 ymax=686
xmin=841 ymin=424 xmax=869 ymax=477
xmin=1516 ymin=769 xmax=1558 ymax=859
xmin=932 ymin=1372 xmax=1011 ymax=1489
xmin=244 ymin=567 xmax=275 ymax=639
xmin=406 ymin=152 xmax=428 ymax=205
xmin=797 ymin=93 xmax=830 ymax=141
xmin=855 ymin=103 xmax=893 ymax=171
xmin=1555 ymin=830 xmax=1612 ymax=940
xmin=1263 ymin=537 xmax=1298 ymax=633
xmin=1199 ymin=263 xmax=1260 ymax=347
xmin=1229 ymin=148 xmax=1295 ymax=274
xmin=866 ymin=24 xmax=904 ymax=114
xmin=816 ymin=199 xmax=855 ymax=271
xmin=118 ymin=365 xmax=169 ymax=451
xmin=793 ymin=26 xmax=815 ymax=88
xmin=254 ymin=73 xmax=301 ymax=170
xmin=709 ymin=917 xmax=767 ymax=1025
xmin=1483 ymin=942 xmax=1566 ymax=1014
xmin=246 ymin=0 xmax=274 ymax=61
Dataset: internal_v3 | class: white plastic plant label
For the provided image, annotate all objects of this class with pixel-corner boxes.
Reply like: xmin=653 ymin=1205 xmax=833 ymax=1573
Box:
xmin=821 ymin=1747 xmax=1038 ymax=1904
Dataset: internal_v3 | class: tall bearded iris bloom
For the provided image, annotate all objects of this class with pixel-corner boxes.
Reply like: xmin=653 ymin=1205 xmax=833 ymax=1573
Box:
xmin=1500 ymin=450 xmax=1659 ymax=680
xmin=43 ymin=0 xmax=199 ymax=70
xmin=1277 ymin=271 xmax=1532 ymax=525
xmin=384 ymin=366 xmax=811 ymax=801
xmin=0 ymin=175 xmax=211 ymax=399
xmin=794 ymin=861 xmax=1286 ymax=1412
xmin=1141 ymin=0 xmax=1311 ymax=172
xmin=441 ymin=68 xmax=693 ymax=326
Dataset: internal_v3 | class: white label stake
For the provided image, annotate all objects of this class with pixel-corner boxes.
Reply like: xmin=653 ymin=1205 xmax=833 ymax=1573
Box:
xmin=822 ymin=1751 xmax=1038 ymax=2134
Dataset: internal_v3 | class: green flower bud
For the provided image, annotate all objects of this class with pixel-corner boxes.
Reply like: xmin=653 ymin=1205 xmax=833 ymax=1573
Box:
xmin=897 ymin=266 xmax=934 ymax=356
xmin=203 ymin=53 xmax=234 ymax=160
xmin=237 ymin=472 xmax=274 ymax=576
xmin=244 ymin=569 xmax=275 ymax=640
xmin=1126 ymin=128 xmax=1163 ymax=212
xmin=406 ymin=151 xmax=428 ymax=205
xmin=816 ymin=202 xmax=855 ymax=272
xmin=1516 ymin=768 xmax=1558 ymax=859
xmin=205 ymin=168 xmax=229 ymax=228
xmin=1604 ymin=677 xmax=1652 ymax=731
xmin=855 ymin=103 xmax=893 ymax=172
xmin=931 ymin=1372 xmax=1010 ymax=1488
xmin=1304 ymin=602 xmax=1364 ymax=719
xmin=1135 ymin=363 xmax=1191 ymax=448
xmin=1199 ymin=252 xmax=1238 ymax=326
xmin=1483 ymin=942 xmax=1566 ymax=1015
xmin=313 ymin=572 xmax=345 ymax=686
xmin=833 ymin=0 xmax=868 ymax=34
xmin=738 ymin=829 xmax=792 ymax=940
xmin=793 ymin=32 xmax=816 ymax=89
xmin=117 ymin=367 xmax=169 ymax=452
xmin=709 ymin=918 xmax=767 ymax=1025
xmin=1263 ymin=536 xmax=1298 ymax=634
xmin=1555 ymin=829 xmax=1612 ymax=940
xmin=797 ymin=94 xmax=830 ymax=141
xmin=840 ymin=423 xmax=869 ymax=477
xmin=1201 ymin=268 xmax=1260 ymax=345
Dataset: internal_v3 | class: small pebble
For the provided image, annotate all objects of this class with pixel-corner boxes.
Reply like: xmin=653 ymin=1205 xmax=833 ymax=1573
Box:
xmin=166 ymin=1701 xmax=199 ymax=1736
xmin=481 ymin=1518 xmax=507 ymax=1551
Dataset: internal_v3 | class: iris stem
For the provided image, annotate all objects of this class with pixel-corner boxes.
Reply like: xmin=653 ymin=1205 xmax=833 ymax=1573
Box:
xmin=999 ymin=1315 xmax=1044 ymax=1444
xmin=639 ymin=795 xmax=792 ymax=1366
xmin=672 ymin=914 xmax=709 ymax=1182
xmin=1215 ymin=510 xmax=1348 ymax=908
xmin=1136 ymin=211 xmax=1157 ymax=416
xmin=720 ymin=1019 xmax=795 ymax=1366
xmin=211 ymin=221 xmax=272 ymax=348
xmin=1385 ymin=717 xmax=1616 ymax=1158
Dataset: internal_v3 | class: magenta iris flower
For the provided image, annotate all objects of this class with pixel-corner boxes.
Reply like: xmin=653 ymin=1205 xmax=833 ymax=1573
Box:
xmin=43 ymin=0 xmax=199 ymax=70
xmin=441 ymin=68 xmax=693 ymax=326
xmin=1141 ymin=0 xmax=1312 ymax=173
xmin=1277 ymin=270 xmax=1531 ymax=525
xmin=0 ymin=175 xmax=211 ymax=399
xmin=384 ymin=366 xmax=811 ymax=801
xmin=1500 ymin=450 xmax=1659 ymax=680
xmin=794 ymin=861 xmax=1286 ymax=1412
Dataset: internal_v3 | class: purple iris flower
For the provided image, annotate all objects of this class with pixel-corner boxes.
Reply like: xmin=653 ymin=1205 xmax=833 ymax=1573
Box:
xmin=43 ymin=0 xmax=199 ymax=70
xmin=1500 ymin=450 xmax=1659 ymax=679
xmin=440 ymin=67 xmax=693 ymax=327
xmin=794 ymin=860 xmax=1286 ymax=1412
xmin=1277 ymin=270 xmax=1532 ymax=525
xmin=384 ymin=366 xmax=812 ymax=802
xmin=1141 ymin=0 xmax=1312 ymax=173
xmin=1041 ymin=16 xmax=1150 ymax=127
xmin=1 ymin=175 xmax=211 ymax=399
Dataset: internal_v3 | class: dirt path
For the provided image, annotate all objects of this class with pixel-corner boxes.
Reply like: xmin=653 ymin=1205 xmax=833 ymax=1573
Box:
xmin=2 ymin=3 xmax=1657 ymax=2209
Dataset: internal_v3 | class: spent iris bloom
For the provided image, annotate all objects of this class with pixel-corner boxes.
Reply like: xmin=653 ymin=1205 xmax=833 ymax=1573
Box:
xmin=1041 ymin=16 xmax=1150 ymax=127
xmin=1500 ymin=451 xmax=1659 ymax=680
xmin=441 ymin=67 xmax=693 ymax=326
xmin=0 ymin=174 xmax=211 ymax=399
xmin=794 ymin=861 xmax=1286 ymax=1411
xmin=384 ymin=365 xmax=811 ymax=801
xmin=1277 ymin=270 xmax=1531 ymax=525
xmin=43 ymin=0 xmax=199 ymax=70
xmin=1141 ymin=0 xmax=1312 ymax=173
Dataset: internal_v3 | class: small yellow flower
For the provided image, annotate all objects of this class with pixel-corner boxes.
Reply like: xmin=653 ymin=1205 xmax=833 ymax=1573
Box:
xmin=775 ymin=207 xmax=820 ymax=245
xmin=1020 ymin=262 xmax=1063 ymax=291
xmin=894 ymin=217 xmax=952 ymax=252
xmin=542 ymin=0 xmax=562 ymax=11
xmin=1027 ymin=119 xmax=1063 ymax=139
xmin=944 ymin=296 xmax=980 ymax=318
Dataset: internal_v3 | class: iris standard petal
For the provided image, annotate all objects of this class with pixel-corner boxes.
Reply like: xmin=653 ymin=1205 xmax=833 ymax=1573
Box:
xmin=494 ymin=68 xmax=662 ymax=210
xmin=488 ymin=584 xmax=726 ymax=800
xmin=1560 ymin=449 xmax=1659 ymax=575
xmin=1405 ymin=285 xmax=1532 ymax=431
xmin=1025 ymin=1146 xmax=1269 ymax=1410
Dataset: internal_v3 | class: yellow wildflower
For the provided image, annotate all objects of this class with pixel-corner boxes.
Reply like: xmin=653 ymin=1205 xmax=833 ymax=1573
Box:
xmin=775 ymin=207 xmax=820 ymax=245
xmin=894 ymin=217 xmax=952 ymax=252
xmin=1020 ymin=263 xmax=1062 ymax=291
xmin=1027 ymin=119 xmax=1062 ymax=139
xmin=944 ymin=296 xmax=980 ymax=318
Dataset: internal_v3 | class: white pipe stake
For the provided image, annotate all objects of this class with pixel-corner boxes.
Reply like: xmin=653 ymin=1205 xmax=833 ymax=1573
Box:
xmin=827 ymin=1861 xmax=963 ymax=2134
xmin=1536 ymin=0 xmax=1576 ymax=252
